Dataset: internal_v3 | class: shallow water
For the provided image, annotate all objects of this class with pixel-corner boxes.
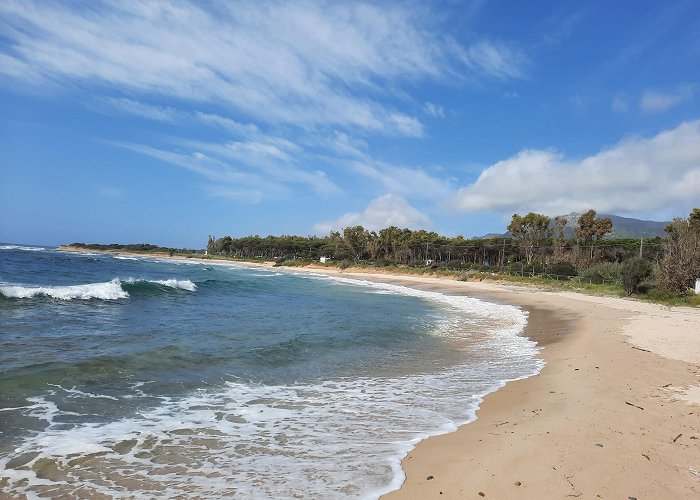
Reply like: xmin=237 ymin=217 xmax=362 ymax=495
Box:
xmin=0 ymin=245 xmax=542 ymax=498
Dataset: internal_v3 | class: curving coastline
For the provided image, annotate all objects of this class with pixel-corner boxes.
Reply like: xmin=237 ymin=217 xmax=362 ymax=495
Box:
xmin=54 ymin=247 xmax=700 ymax=498
xmin=271 ymin=266 xmax=700 ymax=498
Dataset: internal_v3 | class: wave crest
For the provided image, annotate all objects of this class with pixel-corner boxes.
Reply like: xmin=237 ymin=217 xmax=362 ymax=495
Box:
xmin=0 ymin=281 xmax=128 ymax=300
xmin=0 ymin=278 xmax=197 ymax=301
xmin=0 ymin=245 xmax=47 ymax=251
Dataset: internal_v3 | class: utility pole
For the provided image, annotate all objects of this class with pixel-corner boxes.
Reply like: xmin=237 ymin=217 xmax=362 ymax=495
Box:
xmin=639 ymin=237 xmax=643 ymax=258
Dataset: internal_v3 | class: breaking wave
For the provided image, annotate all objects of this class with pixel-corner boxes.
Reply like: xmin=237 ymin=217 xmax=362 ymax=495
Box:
xmin=0 ymin=278 xmax=197 ymax=301
xmin=0 ymin=245 xmax=47 ymax=252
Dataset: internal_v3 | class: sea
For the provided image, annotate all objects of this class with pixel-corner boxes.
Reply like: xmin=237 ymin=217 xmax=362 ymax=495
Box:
xmin=0 ymin=244 xmax=543 ymax=498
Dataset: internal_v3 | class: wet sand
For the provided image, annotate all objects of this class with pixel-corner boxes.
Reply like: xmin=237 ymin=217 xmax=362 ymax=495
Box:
xmin=310 ymin=270 xmax=700 ymax=499
xmin=56 ymin=249 xmax=700 ymax=497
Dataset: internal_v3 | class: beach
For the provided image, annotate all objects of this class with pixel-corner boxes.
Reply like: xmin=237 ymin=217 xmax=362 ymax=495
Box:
xmin=51 ymin=249 xmax=700 ymax=497
xmin=300 ymin=268 xmax=700 ymax=499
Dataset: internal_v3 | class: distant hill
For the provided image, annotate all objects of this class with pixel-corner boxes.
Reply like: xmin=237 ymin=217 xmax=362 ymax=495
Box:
xmin=559 ymin=213 xmax=669 ymax=239
xmin=480 ymin=213 xmax=670 ymax=239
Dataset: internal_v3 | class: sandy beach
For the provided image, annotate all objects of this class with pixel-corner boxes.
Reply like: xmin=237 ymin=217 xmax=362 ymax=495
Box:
xmin=56 ymin=248 xmax=700 ymax=497
xmin=305 ymin=269 xmax=700 ymax=499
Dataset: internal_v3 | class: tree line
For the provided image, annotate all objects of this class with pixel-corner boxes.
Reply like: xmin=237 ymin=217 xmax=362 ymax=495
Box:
xmin=208 ymin=208 xmax=700 ymax=296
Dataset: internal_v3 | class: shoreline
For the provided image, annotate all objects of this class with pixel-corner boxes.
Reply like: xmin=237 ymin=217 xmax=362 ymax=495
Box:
xmin=328 ymin=271 xmax=700 ymax=498
xmin=56 ymin=247 xmax=700 ymax=497
xmin=258 ymin=269 xmax=700 ymax=497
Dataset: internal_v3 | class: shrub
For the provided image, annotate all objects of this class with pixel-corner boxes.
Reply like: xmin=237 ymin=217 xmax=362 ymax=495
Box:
xmin=579 ymin=262 xmax=622 ymax=284
xmin=657 ymin=217 xmax=700 ymax=294
xmin=549 ymin=261 xmax=577 ymax=277
xmin=620 ymin=257 xmax=653 ymax=295
xmin=339 ymin=260 xmax=352 ymax=270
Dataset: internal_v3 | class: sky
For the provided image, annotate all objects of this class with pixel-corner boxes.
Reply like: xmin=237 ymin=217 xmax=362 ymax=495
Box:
xmin=1 ymin=0 xmax=699 ymax=248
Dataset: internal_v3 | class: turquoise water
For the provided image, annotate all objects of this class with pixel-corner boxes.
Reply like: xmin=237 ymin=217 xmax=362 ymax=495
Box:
xmin=0 ymin=245 xmax=542 ymax=498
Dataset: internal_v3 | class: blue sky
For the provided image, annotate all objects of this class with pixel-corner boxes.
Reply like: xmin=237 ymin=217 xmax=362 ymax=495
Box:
xmin=1 ymin=0 xmax=699 ymax=248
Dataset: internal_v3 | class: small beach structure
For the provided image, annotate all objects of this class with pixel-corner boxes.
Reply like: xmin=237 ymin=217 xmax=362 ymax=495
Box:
xmin=320 ymin=256 xmax=330 ymax=263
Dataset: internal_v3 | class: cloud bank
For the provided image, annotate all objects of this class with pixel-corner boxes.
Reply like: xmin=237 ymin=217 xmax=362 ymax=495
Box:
xmin=0 ymin=1 xmax=525 ymax=137
xmin=451 ymin=120 xmax=700 ymax=216
xmin=314 ymin=194 xmax=431 ymax=233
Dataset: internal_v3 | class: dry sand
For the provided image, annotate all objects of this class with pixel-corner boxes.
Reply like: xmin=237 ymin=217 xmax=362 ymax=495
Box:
xmin=56 ymin=248 xmax=700 ymax=497
xmin=306 ymin=269 xmax=700 ymax=499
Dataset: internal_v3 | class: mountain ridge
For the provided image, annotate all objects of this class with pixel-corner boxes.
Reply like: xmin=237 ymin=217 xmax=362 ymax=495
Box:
xmin=481 ymin=212 xmax=669 ymax=239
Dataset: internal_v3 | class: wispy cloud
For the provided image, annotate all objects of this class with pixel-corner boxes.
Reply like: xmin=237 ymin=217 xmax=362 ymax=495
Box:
xmin=450 ymin=120 xmax=700 ymax=217
xmin=96 ymin=97 xmax=259 ymax=136
xmin=348 ymin=160 xmax=453 ymax=200
xmin=456 ymin=40 xmax=528 ymax=80
xmin=97 ymin=98 xmax=180 ymax=122
xmin=640 ymin=86 xmax=694 ymax=113
xmin=184 ymin=139 xmax=341 ymax=196
xmin=113 ymin=142 xmax=278 ymax=203
xmin=314 ymin=194 xmax=431 ymax=233
xmin=423 ymin=102 xmax=446 ymax=118
xmin=0 ymin=1 xmax=525 ymax=137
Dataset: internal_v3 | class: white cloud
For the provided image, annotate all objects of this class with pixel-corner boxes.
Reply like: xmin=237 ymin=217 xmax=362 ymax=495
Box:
xmin=113 ymin=142 xmax=286 ymax=203
xmin=640 ymin=86 xmax=694 ymax=113
xmin=349 ymin=160 xmax=453 ymax=199
xmin=423 ymin=102 xmax=445 ymax=118
xmin=450 ymin=120 xmax=700 ymax=216
xmin=97 ymin=97 xmax=259 ymax=136
xmin=457 ymin=40 xmax=528 ymax=80
xmin=193 ymin=112 xmax=259 ymax=136
xmin=98 ymin=97 xmax=180 ymax=122
xmin=314 ymin=194 xmax=431 ymax=233
xmin=186 ymin=139 xmax=340 ymax=196
xmin=0 ymin=1 xmax=525 ymax=137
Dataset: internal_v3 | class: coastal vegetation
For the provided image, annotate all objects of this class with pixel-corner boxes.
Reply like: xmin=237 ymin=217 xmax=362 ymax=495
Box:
xmin=206 ymin=208 xmax=700 ymax=305
xmin=66 ymin=242 xmax=206 ymax=257
xmin=65 ymin=209 xmax=699 ymax=306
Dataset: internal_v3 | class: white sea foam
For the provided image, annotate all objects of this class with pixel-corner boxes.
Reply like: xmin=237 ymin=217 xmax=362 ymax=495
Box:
xmin=0 ymin=273 xmax=541 ymax=498
xmin=0 ymin=244 xmax=47 ymax=251
xmin=304 ymin=274 xmax=530 ymax=344
xmin=0 ymin=278 xmax=197 ymax=300
xmin=149 ymin=279 xmax=197 ymax=291
xmin=48 ymin=384 xmax=120 ymax=401
xmin=0 ymin=280 xmax=129 ymax=300
xmin=1 ymin=363 xmax=540 ymax=498
xmin=121 ymin=277 xmax=197 ymax=291
xmin=113 ymin=255 xmax=140 ymax=261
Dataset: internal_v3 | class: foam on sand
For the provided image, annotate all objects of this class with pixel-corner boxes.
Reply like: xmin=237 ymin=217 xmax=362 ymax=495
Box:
xmin=0 ymin=274 xmax=541 ymax=498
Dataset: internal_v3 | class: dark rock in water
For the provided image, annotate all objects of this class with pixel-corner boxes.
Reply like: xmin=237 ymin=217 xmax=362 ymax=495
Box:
xmin=33 ymin=457 xmax=68 ymax=482
xmin=5 ymin=451 xmax=39 ymax=469
xmin=113 ymin=439 xmax=138 ymax=454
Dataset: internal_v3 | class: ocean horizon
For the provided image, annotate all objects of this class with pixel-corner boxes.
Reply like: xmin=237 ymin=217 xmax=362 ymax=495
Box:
xmin=0 ymin=245 xmax=542 ymax=498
